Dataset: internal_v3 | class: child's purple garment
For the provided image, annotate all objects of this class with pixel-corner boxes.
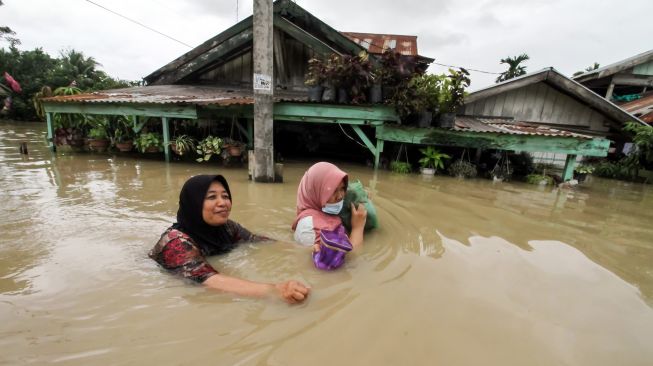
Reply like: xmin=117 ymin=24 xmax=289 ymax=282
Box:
xmin=313 ymin=225 xmax=353 ymax=271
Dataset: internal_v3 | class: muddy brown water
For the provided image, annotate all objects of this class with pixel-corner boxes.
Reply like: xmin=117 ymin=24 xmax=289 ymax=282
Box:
xmin=1 ymin=121 xmax=652 ymax=365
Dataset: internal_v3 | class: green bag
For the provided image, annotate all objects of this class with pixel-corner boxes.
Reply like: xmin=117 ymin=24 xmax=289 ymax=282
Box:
xmin=339 ymin=180 xmax=379 ymax=231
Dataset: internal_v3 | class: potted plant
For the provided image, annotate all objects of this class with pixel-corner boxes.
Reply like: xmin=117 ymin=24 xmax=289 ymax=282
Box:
xmin=86 ymin=117 xmax=110 ymax=152
xmin=169 ymin=134 xmax=196 ymax=156
xmin=113 ymin=117 xmax=134 ymax=152
xmin=448 ymin=159 xmax=478 ymax=178
xmin=418 ymin=146 xmax=450 ymax=175
xmin=437 ymin=68 xmax=470 ymax=128
xmin=135 ymin=132 xmax=163 ymax=153
xmin=305 ymin=58 xmax=326 ymax=102
xmin=409 ymin=73 xmax=444 ymax=127
xmin=574 ymin=164 xmax=594 ymax=183
xmin=196 ymin=136 xmax=222 ymax=162
xmin=390 ymin=161 xmax=411 ymax=174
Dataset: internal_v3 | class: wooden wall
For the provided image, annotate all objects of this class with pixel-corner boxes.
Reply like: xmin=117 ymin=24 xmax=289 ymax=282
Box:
xmin=463 ymin=83 xmax=612 ymax=134
xmin=197 ymin=29 xmax=317 ymax=90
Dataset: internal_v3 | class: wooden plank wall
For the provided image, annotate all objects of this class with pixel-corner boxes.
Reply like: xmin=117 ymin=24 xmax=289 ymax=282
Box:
xmin=197 ymin=34 xmax=317 ymax=90
xmin=463 ymin=83 xmax=611 ymax=133
xmin=633 ymin=60 xmax=653 ymax=76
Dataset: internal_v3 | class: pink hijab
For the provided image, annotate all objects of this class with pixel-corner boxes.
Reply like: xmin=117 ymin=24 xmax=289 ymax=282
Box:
xmin=292 ymin=162 xmax=348 ymax=232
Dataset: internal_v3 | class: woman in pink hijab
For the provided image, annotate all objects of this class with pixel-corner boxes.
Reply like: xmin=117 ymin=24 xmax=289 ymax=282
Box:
xmin=292 ymin=162 xmax=367 ymax=252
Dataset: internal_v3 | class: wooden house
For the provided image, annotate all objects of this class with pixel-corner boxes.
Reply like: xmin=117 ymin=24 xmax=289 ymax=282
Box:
xmin=573 ymin=49 xmax=653 ymax=101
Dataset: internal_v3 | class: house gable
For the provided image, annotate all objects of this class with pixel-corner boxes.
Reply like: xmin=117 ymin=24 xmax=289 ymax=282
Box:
xmin=144 ymin=0 xmax=367 ymax=87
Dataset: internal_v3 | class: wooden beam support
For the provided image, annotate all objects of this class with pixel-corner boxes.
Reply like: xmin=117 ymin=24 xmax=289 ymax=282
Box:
xmin=46 ymin=112 xmax=56 ymax=152
xmin=611 ymin=74 xmax=653 ymax=87
xmin=274 ymin=15 xmax=341 ymax=56
xmin=274 ymin=103 xmax=398 ymax=123
xmin=42 ymin=102 xmax=197 ymax=119
xmin=377 ymin=125 xmax=611 ymax=157
xmin=162 ymin=117 xmax=171 ymax=163
xmin=562 ymin=154 xmax=577 ymax=181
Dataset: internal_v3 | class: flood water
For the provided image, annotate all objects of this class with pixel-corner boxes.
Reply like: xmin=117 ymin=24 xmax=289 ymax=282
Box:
xmin=1 ymin=121 xmax=653 ymax=366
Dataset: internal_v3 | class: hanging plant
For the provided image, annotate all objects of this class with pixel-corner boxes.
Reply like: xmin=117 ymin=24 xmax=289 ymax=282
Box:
xmin=196 ymin=136 xmax=222 ymax=162
xmin=448 ymin=150 xmax=477 ymax=178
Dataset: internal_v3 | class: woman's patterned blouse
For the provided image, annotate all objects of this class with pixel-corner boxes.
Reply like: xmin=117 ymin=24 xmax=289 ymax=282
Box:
xmin=149 ymin=220 xmax=268 ymax=283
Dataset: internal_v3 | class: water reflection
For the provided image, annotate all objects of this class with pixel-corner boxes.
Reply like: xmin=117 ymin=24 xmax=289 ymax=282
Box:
xmin=1 ymin=121 xmax=652 ymax=366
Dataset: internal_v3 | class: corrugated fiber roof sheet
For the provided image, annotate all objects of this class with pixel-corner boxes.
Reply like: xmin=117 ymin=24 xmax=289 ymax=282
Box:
xmin=454 ymin=116 xmax=595 ymax=139
xmin=619 ymin=92 xmax=653 ymax=123
xmin=40 ymin=85 xmax=308 ymax=106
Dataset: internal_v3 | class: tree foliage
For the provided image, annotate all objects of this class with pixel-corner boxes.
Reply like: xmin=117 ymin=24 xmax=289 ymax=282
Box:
xmin=572 ymin=62 xmax=600 ymax=77
xmin=496 ymin=53 xmax=530 ymax=83
xmin=0 ymin=46 xmax=137 ymax=120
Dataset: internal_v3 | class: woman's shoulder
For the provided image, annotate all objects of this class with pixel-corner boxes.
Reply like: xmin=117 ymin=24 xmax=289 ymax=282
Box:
xmin=161 ymin=226 xmax=192 ymax=243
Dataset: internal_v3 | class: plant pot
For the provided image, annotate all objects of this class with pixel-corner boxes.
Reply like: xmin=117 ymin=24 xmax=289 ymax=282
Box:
xmin=574 ymin=172 xmax=587 ymax=183
xmin=337 ymin=88 xmax=349 ymax=104
xmin=145 ymin=146 xmax=160 ymax=153
xmin=88 ymin=138 xmax=110 ymax=152
xmin=228 ymin=145 xmax=242 ymax=157
xmin=308 ymin=85 xmax=324 ymax=102
xmin=368 ymin=83 xmax=382 ymax=104
xmin=438 ymin=112 xmax=456 ymax=128
xmin=417 ymin=111 xmax=433 ymax=128
xmin=322 ymin=84 xmax=336 ymax=102
xmin=420 ymin=167 xmax=435 ymax=175
xmin=382 ymin=86 xmax=396 ymax=101
xmin=115 ymin=141 xmax=133 ymax=152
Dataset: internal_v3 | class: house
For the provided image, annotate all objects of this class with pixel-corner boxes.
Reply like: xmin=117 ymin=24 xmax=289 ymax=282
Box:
xmin=573 ymin=49 xmax=653 ymax=101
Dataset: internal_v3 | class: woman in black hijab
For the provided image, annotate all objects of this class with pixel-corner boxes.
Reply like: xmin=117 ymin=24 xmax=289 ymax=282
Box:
xmin=150 ymin=175 xmax=310 ymax=304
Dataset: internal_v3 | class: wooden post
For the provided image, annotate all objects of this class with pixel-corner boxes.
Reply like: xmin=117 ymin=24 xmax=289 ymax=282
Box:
xmin=46 ymin=112 xmax=56 ymax=152
xmin=252 ymin=0 xmax=275 ymax=182
xmin=162 ymin=117 xmax=171 ymax=162
xmin=605 ymin=82 xmax=615 ymax=101
xmin=562 ymin=154 xmax=577 ymax=181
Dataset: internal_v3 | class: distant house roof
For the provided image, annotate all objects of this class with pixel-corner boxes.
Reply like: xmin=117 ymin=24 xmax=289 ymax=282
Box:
xmin=40 ymin=85 xmax=308 ymax=106
xmin=341 ymin=32 xmax=418 ymax=56
xmin=573 ymin=49 xmax=653 ymax=83
xmin=454 ymin=116 xmax=595 ymax=139
xmin=619 ymin=92 xmax=653 ymax=123
xmin=467 ymin=67 xmax=645 ymax=126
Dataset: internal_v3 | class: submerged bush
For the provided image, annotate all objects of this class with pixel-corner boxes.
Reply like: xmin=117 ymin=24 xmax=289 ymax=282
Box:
xmin=526 ymin=174 xmax=554 ymax=185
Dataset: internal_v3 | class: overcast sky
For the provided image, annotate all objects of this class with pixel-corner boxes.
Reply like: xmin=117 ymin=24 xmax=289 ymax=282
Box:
xmin=3 ymin=0 xmax=651 ymax=89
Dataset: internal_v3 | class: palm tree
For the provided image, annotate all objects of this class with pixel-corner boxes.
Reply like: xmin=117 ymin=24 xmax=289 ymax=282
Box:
xmin=55 ymin=49 xmax=102 ymax=90
xmin=496 ymin=53 xmax=530 ymax=83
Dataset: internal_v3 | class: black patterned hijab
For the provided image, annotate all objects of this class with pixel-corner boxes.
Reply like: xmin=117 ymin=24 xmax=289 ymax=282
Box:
xmin=173 ymin=175 xmax=236 ymax=255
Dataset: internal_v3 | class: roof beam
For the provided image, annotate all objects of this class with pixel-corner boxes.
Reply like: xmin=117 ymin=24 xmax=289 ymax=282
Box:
xmin=611 ymin=74 xmax=653 ymax=87
xmin=41 ymin=102 xmax=197 ymax=119
xmin=377 ymin=125 xmax=611 ymax=157
xmin=274 ymin=15 xmax=341 ymax=56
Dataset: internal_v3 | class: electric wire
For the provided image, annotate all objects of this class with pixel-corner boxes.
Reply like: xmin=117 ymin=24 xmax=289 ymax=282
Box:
xmin=83 ymin=0 xmax=193 ymax=48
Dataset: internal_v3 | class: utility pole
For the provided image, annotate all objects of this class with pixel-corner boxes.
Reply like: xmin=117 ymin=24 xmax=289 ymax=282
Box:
xmin=252 ymin=0 xmax=275 ymax=182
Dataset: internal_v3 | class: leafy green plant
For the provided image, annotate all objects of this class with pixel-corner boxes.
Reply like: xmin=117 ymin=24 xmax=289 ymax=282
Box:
xmin=439 ymin=68 xmax=470 ymax=113
xmin=196 ymin=136 xmax=222 ymax=162
xmin=88 ymin=126 xmax=108 ymax=140
xmin=135 ymin=132 xmax=162 ymax=153
xmin=305 ymin=57 xmax=326 ymax=86
xmin=390 ymin=161 xmax=411 ymax=174
xmin=448 ymin=159 xmax=477 ymax=178
xmin=526 ymin=174 xmax=553 ymax=185
xmin=112 ymin=116 xmax=134 ymax=143
xmin=624 ymin=121 xmax=653 ymax=164
xmin=409 ymin=73 xmax=444 ymax=112
xmin=170 ymin=134 xmax=195 ymax=156
xmin=574 ymin=164 xmax=595 ymax=174
xmin=418 ymin=146 xmax=450 ymax=171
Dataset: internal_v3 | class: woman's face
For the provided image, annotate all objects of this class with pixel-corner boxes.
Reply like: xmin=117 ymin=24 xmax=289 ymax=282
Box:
xmin=202 ymin=181 xmax=232 ymax=226
xmin=326 ymin=179 xmax=346 ymax=204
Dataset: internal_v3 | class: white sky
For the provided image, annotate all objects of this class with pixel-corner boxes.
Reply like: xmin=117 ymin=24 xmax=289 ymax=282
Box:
xmin=3 ymin=0 xmax=652 ymax=90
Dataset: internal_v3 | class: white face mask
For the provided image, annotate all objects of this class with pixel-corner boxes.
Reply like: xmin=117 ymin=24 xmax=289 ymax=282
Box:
xmin=322 ymin=199 xmax=344 ymax=215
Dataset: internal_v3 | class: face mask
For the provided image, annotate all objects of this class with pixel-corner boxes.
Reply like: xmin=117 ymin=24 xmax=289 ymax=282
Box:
xmin=322 ymin=199 xmax=344 ymax=215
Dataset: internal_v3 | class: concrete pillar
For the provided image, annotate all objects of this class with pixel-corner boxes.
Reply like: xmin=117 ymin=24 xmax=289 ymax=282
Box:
xmin=562 ymin=154 xmax=577 ymax=181
xmin=162 ymin=117 xmax=171 ymax=163
xmin=46 ymin=112 xmax=56 ymax=152
xmin=605 ymin=82 xmax=615 ymax=101
xmin=252 ymin=0 xmax=275 ymax=182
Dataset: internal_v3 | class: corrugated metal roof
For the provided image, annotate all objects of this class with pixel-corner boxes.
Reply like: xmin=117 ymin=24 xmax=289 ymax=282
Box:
xmin=454 ymin=116 xmax=595 ymax=139
xmin=40 ymin=85 xmax=308 ymax=106
xmin=618 ymin=92 xmax=653 ymax=123
xmin=342 ymin=32 xmax=418 ymax=56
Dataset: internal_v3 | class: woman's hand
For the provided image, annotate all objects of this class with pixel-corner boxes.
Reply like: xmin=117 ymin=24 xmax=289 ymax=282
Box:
xmin=275 ymin=280 xmax=310 ymax=304
xmin=350 ymin=203 xmax=368 ymax=230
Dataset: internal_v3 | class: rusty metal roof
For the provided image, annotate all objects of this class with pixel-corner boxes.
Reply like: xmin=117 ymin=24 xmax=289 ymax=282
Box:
xmin=454 ymin=116 xmax=595 ymax=139
xmin=342 ymin=32 xmax=418 ymax=56
xmin=618 ymin=92 xmax=653 ymax=123
xmin=40 ymin=85 xmax=308 ymax=105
